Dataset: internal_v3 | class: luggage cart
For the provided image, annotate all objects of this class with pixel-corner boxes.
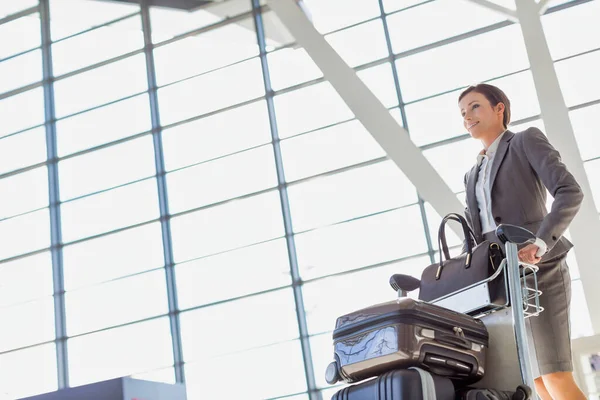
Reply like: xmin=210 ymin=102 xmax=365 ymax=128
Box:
xmin=428 ymin=224 xmax=546 ymax=398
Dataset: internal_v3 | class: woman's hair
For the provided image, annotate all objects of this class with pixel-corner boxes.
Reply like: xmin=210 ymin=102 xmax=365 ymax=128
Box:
xmin=458 ymin=83 xmax=511 ymax=128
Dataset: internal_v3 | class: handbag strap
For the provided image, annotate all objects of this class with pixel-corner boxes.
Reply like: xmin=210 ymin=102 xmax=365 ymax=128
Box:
xmin=436 ymin=213 xmax=477 ymax=279
xmin=438 ymin=213 xmax=476 ymax=259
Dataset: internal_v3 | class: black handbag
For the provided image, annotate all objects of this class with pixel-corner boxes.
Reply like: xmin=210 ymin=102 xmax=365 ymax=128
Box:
xmin=418 ymin=213 xmax=506 ymax=310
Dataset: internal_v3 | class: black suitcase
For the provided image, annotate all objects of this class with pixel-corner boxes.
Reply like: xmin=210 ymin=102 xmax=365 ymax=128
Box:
xmin=331 ymin=369 xmax=455 ymax=400
xmin=326 ymin=297 xmax=489 ymax=386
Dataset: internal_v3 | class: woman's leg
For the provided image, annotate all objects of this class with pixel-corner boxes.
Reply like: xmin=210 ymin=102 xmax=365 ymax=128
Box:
xmin=534 ymin=377 xmax=553 ymax=400
xmin=541 ymin=371 xmax=587 ymax=400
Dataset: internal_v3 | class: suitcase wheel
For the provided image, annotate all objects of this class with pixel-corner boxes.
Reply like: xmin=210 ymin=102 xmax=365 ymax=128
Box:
xmin=325 ymin=361 xmax=341 ymax=385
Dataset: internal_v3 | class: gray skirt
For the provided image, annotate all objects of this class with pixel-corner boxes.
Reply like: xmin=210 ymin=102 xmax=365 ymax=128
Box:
xmin=483 ymin=232 xmax=573 ymax=377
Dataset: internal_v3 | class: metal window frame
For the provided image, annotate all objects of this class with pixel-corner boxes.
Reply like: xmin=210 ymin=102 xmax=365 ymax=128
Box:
xmin=40 ymin=0 xmax=69 ymax=390
xmin=250 ymin=1 xmax=319 ymax=399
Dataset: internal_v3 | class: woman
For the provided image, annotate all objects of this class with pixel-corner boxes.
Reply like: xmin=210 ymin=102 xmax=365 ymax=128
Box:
xmin=458 ymin=83 xmax=586 ymax=400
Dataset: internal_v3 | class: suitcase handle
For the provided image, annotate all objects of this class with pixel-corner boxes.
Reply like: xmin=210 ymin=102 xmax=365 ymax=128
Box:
xmin=435 ymin=332 xmax=471 ymax=350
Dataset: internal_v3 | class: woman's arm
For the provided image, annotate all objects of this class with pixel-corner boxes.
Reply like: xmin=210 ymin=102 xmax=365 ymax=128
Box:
xmin=522 ymin=127 xmax=584 ymax=251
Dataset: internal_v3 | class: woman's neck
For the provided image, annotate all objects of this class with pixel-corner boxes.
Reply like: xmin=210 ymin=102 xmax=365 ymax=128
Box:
xmin=481 ymin=127 xmax=506 ymax=149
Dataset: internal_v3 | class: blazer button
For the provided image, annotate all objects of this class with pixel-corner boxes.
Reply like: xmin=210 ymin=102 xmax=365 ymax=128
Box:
xmin=494 ymin=217 xmax=501 ymax=223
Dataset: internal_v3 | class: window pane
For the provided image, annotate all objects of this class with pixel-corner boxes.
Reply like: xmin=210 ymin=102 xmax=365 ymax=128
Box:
xmin=357 ymin=62 xmax=399 ymax=108
xmin=162 ymin=100 xmax=272 ymax=171
xmin=63 ymin=222 xmax=164 ymax=290
xmin=325 ymin=19 xmax=388 ymax=68
xmin=52 ymin=16 xmax=143 ymax=77
xmin=131 ymin=366 xmax=176 ymax=384
xmin=0 ymin=167 xmax=48 ymax=219
xmin=185 ymin=340 xmax=307 ymax=400
xmin=61 ymin=179 xmax=159 ymax=243
xmin=423 ymin=138 xmax=482 ymax=193
xmin=50 ymin=0 xmax=139 ymax=41
xmin=0 ymin=127 xmax=46 ymax=174
xmin=149 ymin=5 xmax=228 ymax=44
xmin=303 ymin=255 xmax=431 ymax=335
xmin=542 ymin=1 xmax=600 ymax=60
xmin=170 ymin=190 xmax=284 ymax=262
xmin=280 ymin=120 xmax=386 ymax=182
xmin=167 ymin=145 xmax=277 ymax=213
xmin=59 ymin=136 xmax=156 ymax=200
xmin=268 ymin=47 xmax=323 ymax=91
xmin=383 ymin=0 xmax=439 ymax=13
xmin=68 ymin=318 xmax=174 ymax=387
xmin=0 ymin=16 xmax=41 ymax=59
xmin=388 ymin=0 xmax=504 ymax=54
xmin=0 ymin=297 xmax=54 ymax=353
xmin=424 ymin=201 xmax=464 ymax=255
xmin=66 ymin=270 xmax=168 ymax=336
xmin=584 ymin=158 xmax=600 ymax=212
xmin=288 ymin=161 xmax=418 ymax=232
xmin=56 ymin=94 xmax=152 ymax=156
xmin=571 ymin=103 xmax=600 ymax=162
xmin=556 ymin=51 xmax=600 ymax=107
xmin=53 ymin=54 xmax=148 ymax=118
xmin=295 ymin=205 xmax=428 ymax=280
xmin=310 ymin=333 xmax=336 ymax=389
xmin=176 ymin=238 xmax=291 ymax=310
xmin=153 ymin=19 xmax=259 ymax=86
xmin=302 ymin=0 xmax=381 ymax=33
xmin=0 ymin=87 xmax=45 ymax=137
xmin=565 ymin=246 xmax=580 ymax=281
xmin=0 ymin=343 xmax=57 ymax=400
xmin=274 ymin=82 xmax=354 ymax=139
xmin=570 ymin=279 xmax=594 ymax=339
xmin=0 ymin=209 xmax=50 ymax=261
xmin=0 ymin=252 xmax=53 ymax=307
xmin=0 ymin=50 xmax=42 ymax=95
xmin=396 ymin=25 xmax=529 ymax=102
xmin=181 ymin=289 xmax=298 ymax=363
xmin=157 ymin=57 xmax=265 ymax=125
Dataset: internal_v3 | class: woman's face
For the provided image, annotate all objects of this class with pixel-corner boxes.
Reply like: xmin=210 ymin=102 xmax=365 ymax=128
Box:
xmin=458 ymin=91 xmax=504 ymax=140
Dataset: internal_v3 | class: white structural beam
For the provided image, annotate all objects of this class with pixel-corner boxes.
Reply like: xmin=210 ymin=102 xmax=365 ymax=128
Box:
xmin=537 ymin=0 xmax=552 ymax=15
xmin=266 ymin=0 xmax=465 ymax=238
xmin=464 ymin=0 xmax=519 ymax=22
xmin=200 ymin=0 xmax=296 ymax=46
xmin=515 ymin=0 xmax=600 ymax=333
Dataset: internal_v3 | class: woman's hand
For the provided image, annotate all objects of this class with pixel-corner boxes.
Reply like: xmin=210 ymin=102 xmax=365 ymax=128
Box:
xmin=518 ymin=244 xmax=542 ymax=264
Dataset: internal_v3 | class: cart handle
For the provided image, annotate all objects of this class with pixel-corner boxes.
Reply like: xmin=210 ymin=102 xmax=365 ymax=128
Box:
xmin=495 ymin=224 xmax=547 ymax=258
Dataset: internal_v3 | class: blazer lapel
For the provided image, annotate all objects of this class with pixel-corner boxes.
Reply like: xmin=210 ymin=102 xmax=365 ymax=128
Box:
xmin=466 ymin=163 xmax=482 ymax=238
xmin=489 ymin=130 xmax=515 ymax=193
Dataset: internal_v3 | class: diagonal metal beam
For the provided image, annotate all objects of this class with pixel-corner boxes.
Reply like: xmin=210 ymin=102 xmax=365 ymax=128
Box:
xmin=515 ymin=0 xmax=600 ymax=333
xmin=266 ymin=0 xmax=465 ymax=238
xmin=464 ymin=0 xmax=519 ymax=23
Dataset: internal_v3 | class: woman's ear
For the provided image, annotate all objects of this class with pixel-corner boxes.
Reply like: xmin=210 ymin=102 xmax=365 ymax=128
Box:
xmin=496 ymin=102 xmax=505 ymax=117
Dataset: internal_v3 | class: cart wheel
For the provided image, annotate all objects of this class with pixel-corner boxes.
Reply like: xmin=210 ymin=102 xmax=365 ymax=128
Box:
xmin=512 ymin=384 xmax=532 ymax=400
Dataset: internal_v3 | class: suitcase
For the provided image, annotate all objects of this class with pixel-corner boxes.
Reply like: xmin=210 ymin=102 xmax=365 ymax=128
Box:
xmin=325 ymin=297 xmax=489 ymax=386
xmin=330 ymin=368 xmax=455 ymax=400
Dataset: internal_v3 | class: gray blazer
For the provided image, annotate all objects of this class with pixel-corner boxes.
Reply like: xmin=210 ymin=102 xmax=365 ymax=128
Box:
xmin=462 ymin=127 xmax=584 ymax=261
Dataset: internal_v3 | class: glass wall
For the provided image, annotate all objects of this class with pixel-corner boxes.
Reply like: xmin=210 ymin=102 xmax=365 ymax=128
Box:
xmin=0 ymin=0 xmax=597 ymax=399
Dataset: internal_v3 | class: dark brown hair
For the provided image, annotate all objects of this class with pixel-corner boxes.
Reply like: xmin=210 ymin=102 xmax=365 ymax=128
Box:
xmin=458 ymin=83 xmax=511 ymax=128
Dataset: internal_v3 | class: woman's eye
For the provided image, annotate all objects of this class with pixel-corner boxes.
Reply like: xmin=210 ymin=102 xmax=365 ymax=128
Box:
xmin=472 ymin=104 xmax=479 ymax=109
